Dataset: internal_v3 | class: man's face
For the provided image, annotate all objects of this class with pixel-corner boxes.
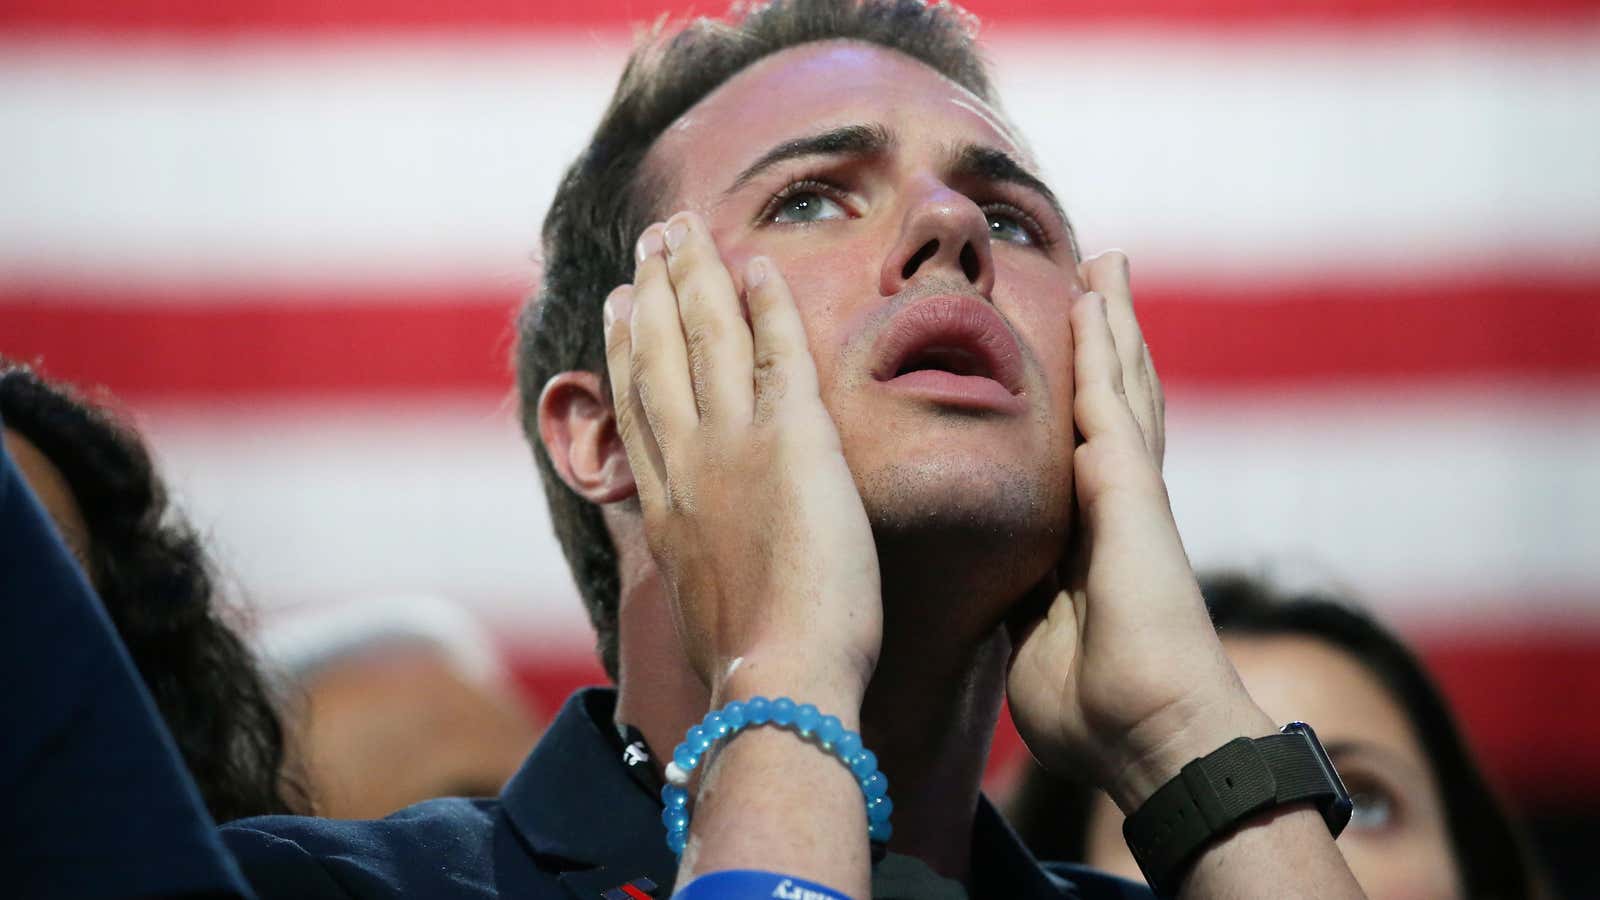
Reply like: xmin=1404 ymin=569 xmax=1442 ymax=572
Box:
xmin=646 ymin=41 xmax=1082 ymax=579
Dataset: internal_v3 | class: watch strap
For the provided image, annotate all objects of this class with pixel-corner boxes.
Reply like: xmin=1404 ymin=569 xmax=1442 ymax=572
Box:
xmin=1122 ymin=725 xmax=1351 ymax=896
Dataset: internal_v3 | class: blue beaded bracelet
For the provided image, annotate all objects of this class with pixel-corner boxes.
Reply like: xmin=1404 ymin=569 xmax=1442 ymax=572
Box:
xmin=658 ymin=696 xmax=893 ymax=857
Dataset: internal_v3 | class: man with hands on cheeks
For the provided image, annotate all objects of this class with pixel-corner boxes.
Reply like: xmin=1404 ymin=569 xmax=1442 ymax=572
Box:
xmin=533 ymin=3 xmax=1367 ymax=897
xmin=208 ymin=2 xmax=1365 ymax=897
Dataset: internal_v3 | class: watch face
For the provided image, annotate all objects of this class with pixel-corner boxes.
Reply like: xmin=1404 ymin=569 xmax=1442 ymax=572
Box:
xmin=1283 ymin=721 xmax=1355 ymax=836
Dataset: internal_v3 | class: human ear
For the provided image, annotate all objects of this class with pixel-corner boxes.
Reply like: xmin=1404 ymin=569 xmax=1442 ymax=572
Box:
xmin=537 ymin=370 xmax=636 ymax=504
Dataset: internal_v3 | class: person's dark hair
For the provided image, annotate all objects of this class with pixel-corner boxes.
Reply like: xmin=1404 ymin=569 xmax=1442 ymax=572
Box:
xmin=1008 ymin=571 xmax=1540 ymax=899
xmin=0 ymin=361 xmax=307 ymax=822
xmin=515 ymin=0 xmax=995 ymax=680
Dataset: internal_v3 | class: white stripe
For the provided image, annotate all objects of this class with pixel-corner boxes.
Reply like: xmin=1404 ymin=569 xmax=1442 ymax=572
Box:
xmin=1166 ymin=382 xmax=1600 ymax=627
xmin=991 ymin=25 xmax=1600 ymax=280
xmin=2 ymin=27 xmax=1598 ymax=295
xmin=136 ymin=386 xmax=1600 ymax=638
xmin=143 ymin=395 xmax=592 ymax=638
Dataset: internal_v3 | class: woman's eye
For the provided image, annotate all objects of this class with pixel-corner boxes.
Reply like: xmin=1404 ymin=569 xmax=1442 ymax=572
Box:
xmin=1348 ymin=788 xmax=1395 ymax=831
xmin=986 ymin=209 xmax=1036 ymax=246
xmin=771 ymin=191 xmax=847 ymax=224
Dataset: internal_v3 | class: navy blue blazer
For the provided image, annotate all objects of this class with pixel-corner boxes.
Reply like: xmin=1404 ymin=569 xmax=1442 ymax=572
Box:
xmin=1 ymin=423 xmax=250 ymax=899
xmin=225 ymin=688 xmax=1153 ymax=899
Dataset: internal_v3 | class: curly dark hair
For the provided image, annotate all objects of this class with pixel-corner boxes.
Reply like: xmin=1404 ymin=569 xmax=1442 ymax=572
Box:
xmin=1007 ymin=571 xmax=1542 ymax=899
xmin=515 ymin=0 xmax=995 ymax=680
xmin=0 ymin=361 xmax=307 ymax=822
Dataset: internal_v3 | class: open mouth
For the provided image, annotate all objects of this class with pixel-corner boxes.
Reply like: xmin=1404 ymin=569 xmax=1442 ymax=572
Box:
xmin=871 ymin=295 xmax=1026 ymax=411
xmin=893 ymin=345 xmax=994 ymax=380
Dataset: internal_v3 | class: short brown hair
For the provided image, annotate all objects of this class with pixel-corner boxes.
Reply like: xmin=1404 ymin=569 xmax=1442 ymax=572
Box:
xmin=515 ymin=0 xmax=995 ymax=679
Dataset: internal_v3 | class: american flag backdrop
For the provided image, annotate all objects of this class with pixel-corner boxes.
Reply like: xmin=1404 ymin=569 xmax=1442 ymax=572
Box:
xmin=3 ymin=0 xmax=1598 ymax=824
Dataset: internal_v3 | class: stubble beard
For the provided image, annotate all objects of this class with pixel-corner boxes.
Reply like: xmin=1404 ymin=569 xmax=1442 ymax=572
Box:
xmin=821 ymin=328 xmax=1074 ymax=640
xmin=856 ymin=453 xmax=1069 ymax=640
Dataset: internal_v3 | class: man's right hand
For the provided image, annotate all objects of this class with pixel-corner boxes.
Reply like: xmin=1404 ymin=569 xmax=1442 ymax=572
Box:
xmin=603 ymin=211 xmax=883 ymax=710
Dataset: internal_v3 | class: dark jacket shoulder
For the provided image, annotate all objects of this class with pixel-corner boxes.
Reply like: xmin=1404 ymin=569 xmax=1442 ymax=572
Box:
xmin=221 ymin=688 xmax=1154 ymax=900
xmin=223 ymin=797 xmax=509 ymax=898
xmin=220 ymin=689 xmax=674 ymax=899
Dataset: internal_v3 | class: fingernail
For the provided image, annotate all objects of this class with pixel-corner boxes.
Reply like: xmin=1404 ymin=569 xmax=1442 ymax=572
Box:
xmin=636 ymin=225 xmax=664 ymax=263
xmin=745 ymin=256 xmax=768 ymax=289
xmin=603 ymin=286 xmax=631 ymax=332
xmin=663 ymin=218 xmax=688 ymax=254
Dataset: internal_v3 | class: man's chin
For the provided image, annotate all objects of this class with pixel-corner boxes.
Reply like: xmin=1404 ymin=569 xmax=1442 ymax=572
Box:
xmin=857 ymin=457 xmax=1068 ymax=585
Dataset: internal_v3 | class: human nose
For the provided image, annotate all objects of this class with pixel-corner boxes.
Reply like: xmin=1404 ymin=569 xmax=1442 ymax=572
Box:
xmin=878 ymin=182 xmax=996 ymax=299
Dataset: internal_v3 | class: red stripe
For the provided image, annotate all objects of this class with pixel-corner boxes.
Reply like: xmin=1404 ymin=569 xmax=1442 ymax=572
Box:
xmin=1138 ymin=276 xmax=1600 ymax=389
xmin=504 ymin=625 xmax=1600 ymax=809
xmin=618 ymin=884 xmax=652 ymax=900
xmin=3 ymin=287 xmax=522 ymax=401
xmin=1 ymin=0 xmax=1595 ymax=34
xmin=1419 ymin=632 xmax=1600 ymax=807
xmin=4 ymin=275 xmax=1596 ymax=402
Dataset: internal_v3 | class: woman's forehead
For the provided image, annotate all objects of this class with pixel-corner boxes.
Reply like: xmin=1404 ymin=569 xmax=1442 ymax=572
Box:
xmin=1222 ymin=634 xmax=1423 ymax=750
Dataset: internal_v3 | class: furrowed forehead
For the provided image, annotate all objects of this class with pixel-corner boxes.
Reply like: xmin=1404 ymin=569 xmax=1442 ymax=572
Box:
xmin=642 ymin=40 xmax=1031 ymax=206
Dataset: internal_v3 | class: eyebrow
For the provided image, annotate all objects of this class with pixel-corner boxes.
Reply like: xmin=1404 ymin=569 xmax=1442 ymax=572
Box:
xmin=723 ymin=122 xmax=1078 ymax=255
xmin=1323 ymin=740 xmax=1428 ymax=775
xmin=1324 ymin=740 xmax=1368 ymax=759
xmin=726 ymin=123 xmax=894 ymax=195
xmin=948 ymin=142 xmax=1074 ymax=245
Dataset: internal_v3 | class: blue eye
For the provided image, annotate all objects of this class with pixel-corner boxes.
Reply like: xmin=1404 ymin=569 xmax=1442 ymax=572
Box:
xmin=986 ymin=209 xmax=1035 ymax=245
xmin=771 ymin=190 xmax=847 ymax=224
xmin=1347 ymin=789 xmax=1394 ymax=831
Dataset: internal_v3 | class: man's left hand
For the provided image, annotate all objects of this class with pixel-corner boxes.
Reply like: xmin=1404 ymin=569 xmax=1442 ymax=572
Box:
xmin=1005 ymin=252 xmax=1275 ymax=812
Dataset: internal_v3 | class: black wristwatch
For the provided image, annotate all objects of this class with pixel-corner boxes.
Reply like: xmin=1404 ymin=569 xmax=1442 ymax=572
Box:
xmin=1121 ymin=721 xmax=1353 ymax=897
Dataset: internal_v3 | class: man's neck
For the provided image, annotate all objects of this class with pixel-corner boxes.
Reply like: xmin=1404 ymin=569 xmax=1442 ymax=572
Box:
xmin=859 ymin=623 xmax=1011 ymax=882
xmin=611 ymin=555 xmax=715 ymax=791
